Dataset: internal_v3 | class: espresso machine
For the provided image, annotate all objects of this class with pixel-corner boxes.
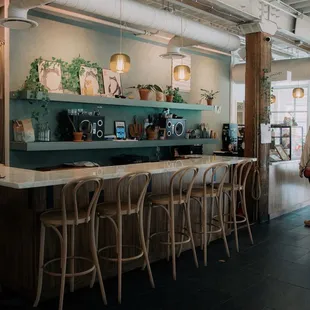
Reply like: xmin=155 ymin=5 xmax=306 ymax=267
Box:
xmin=213 ymin=123 xmax=238 ymax=156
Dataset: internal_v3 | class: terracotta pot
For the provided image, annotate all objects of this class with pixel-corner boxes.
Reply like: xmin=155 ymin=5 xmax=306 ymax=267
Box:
xmin=207 ymin=98 xmax=213 ymax=106
xmin=73 ymin=132 xmax=83 ymax=142
xmin=146 ymin=127 xmax=159 ymax=140
xmin=139 ymin=89 xmax=151 ymax=100
xmin=166 ymin=95 xmax=173 ymax=102
xmin=156 ymin=91 xmax=165 ymax=102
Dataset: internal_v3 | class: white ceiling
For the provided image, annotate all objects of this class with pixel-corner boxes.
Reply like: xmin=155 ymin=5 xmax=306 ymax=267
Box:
xmin=282 ymin=0 xmax=310 ymax=16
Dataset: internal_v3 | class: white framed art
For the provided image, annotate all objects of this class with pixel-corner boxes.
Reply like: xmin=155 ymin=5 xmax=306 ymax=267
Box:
xmin=79 ymin=66 xmax=100 ymax=96
xmin=103 ymin=69 xmax=122 ymax=96
xmin=38 ymin=61 xmax=63 ymax=93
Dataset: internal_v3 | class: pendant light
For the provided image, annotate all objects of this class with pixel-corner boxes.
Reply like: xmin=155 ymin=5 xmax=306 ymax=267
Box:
xmin=292 ymin=50 xmax=304 ymax=98
xmin=110 ymin=0 xmax=130 ymax=73
xmin=174 ymin=14 xmax=191 ymax=82
xmin=270 ymin=94 xmax=276 ymax=104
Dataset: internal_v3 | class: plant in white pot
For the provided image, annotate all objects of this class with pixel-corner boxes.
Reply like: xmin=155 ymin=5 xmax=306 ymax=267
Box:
xmin=200 ymin=89 xmax=219 ymax=106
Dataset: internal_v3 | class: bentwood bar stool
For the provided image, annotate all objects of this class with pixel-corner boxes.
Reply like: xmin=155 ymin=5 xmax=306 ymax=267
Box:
xmin=221 ymin=159 xmax=254 ymax=252
xmin=94 ymin=172 xmax=154 ymax=304
xmin=33 ymin=177 xmax=107 ymax=310
xmin=184 ymin=163 xmax=230 ymax=266
xmin=144 ymin=167 xmax=199 ymax=280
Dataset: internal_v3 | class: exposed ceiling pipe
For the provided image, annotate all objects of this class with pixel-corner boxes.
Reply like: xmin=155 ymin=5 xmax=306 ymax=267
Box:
xmin=52 ymin=0 xmax=240 ymax=52
xmin=0 ymin=0 xmax=52 ymax=29
xmin=260 ymin=0 xmax=300 ymax=18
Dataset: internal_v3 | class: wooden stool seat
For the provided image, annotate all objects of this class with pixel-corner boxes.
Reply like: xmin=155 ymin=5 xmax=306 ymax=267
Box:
xmin=149 ymin=193 xmax=186 ymax=205
xmin=97 ymin=201 xmax=139 ymax=216
xmin=215 ymin=183 xmax=242 ymax=191
xmin=190 ymin=186 xmax=218 ymax=198
xmin=40 ymin=209 xmax=90 ymax=226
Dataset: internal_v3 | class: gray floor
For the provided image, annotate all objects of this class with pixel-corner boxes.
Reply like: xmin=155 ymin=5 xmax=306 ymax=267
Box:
xmin=2 ymin=206 xmax=310 ymax=309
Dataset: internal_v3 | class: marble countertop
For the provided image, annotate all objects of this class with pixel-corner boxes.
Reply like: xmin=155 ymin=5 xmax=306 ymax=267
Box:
xmin=0 ymin=156 xmax=256 ymax=189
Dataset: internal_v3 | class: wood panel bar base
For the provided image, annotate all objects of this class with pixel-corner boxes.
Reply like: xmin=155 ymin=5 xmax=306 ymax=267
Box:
xmin=245 ymin=32 xmax=272 ymax=223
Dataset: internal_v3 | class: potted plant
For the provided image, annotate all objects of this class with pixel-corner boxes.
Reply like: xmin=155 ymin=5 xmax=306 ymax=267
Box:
xmin=165 ymin=86 xmax=174 ymax=102
xmin=173 ymin=87 xmax=186 ymax=103
xmin=153 ymin=85 xmax=165 ymax=102
xmin=201 ymin=89 xmax=219 ymax=106
xmin=129 ymin=84 xmax=155 ymax=100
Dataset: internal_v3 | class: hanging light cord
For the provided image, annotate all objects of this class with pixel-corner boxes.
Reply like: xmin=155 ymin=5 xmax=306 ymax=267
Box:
xmin=120 ymin=0 xmax=123 ymax=54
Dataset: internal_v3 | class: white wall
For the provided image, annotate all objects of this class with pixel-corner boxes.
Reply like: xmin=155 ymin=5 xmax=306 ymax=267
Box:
xmin=10 ymin=15 xmax=231 ymax=148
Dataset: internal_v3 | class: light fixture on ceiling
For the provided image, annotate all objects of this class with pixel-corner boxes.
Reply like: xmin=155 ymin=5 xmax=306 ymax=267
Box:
xmin=292 ymin=87 xmax=304 ymax=99
xmin=110 ymin=0 xmax=131 ymax=73
xmin=174 ymin=15 xmax=190 ymax=82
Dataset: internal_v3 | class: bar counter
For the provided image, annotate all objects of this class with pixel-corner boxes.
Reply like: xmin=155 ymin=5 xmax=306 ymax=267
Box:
xmin=0 ymin=156 xmax=254 ymax=300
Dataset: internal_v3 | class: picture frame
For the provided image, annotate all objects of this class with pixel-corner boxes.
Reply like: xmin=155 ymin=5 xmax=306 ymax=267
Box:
xmin=114 ymin=121 xmax=126 ymax=140
xmin=79 ymin=66 xmax=100 ymax=96
xmin=275 ymin=145 xmax=290 ymax=161
xmin=38 ymin=60 xmax=63 ymax=93
xmin=103 ymin=69 xmax=122 ymax=96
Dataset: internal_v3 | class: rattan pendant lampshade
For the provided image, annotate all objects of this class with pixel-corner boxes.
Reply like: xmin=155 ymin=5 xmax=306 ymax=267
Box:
xmin=292 ymin=87 xmax=304 ymax=99
xmin=270 ymin=94 xmax=276 ymax=104
xmin=110 ymin=0 xmax=130 ymax=74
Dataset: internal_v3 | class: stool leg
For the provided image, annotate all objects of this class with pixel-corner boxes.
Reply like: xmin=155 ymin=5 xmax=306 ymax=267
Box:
xmin=170 ymin=203 xmax=177 ymax=280
xmin=33 ymin=223 xmax=46 ymax=307
xmin=185 ymin=201 xmax=199 ymax=268
xmin=117 ymin=213 xmax=123 ymax=304
xmin=89 ymin=215 xmax=107 ymax=305
xmin=242 ymin=190 xmax=254 ymax=245
xmin=59 ymin=225 xmax=68 ymax=310
xmin=203 ymin=197 xmax=208 ymax=266
xmin=177 ymin=205 xmax=186 ymax=257
xmin=218 ymin=195 xmax=230 ymax=258
xmin=167 ymin=209 xmax=171 ymax=262
xmin=200 ymin=198 xmax=204 ymax=250
xmin=70 ymin=225 xmax=75 ymax=293
xmin=232 ymin=190 xmax=239 ymax=252
xmin=208 ymin=197 xmax=215 ymax=245
xmin=90 ymin=215 xmax=99 ymax=288
xmin=138 ymin=213 xmax=155 ymax=288
xmin=142 ymin=206 xmax=152 ymax=270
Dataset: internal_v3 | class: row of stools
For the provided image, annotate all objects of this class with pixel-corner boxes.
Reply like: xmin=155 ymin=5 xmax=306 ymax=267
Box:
xmin=33 ymin=159 xmax=254 ymax=310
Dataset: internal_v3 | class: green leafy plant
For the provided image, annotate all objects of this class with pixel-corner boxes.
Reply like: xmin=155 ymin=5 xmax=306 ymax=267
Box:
xmin=201 ymin=89 xmax=219 ymax=100
xmin=128 ymin=84 xmax=156 ymax=91
xmin=153 ymin=84 xmax=163 ymax=93
xmin=164 ymin=85 xmax=174 ymax=96
xmin=173 ymin=87 xmax=186 ymax=103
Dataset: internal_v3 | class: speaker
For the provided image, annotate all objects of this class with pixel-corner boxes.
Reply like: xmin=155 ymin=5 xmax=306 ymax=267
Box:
xmin=165 ymin=119 xmax=186 ymax=139
xmin=78 ymin=115 xmax=105 ymax=141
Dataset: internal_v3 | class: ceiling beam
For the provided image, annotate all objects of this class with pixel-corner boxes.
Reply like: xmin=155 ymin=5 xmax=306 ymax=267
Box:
xmin=291 ymin=2 xmax=310 ymax=9
xmin=284 ymin=0 xmax=309 ymax=5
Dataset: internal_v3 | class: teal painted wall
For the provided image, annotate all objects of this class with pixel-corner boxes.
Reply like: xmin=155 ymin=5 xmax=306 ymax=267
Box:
xmin=9 ymin=13 xmax=231 ymax=168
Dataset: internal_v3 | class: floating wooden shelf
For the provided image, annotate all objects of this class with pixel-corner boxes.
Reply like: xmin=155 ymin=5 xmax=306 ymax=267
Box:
xmin=11 ymin=139 xmax=220 ymax=152
xmin=11 ymin=91 xmax=216 ymax=111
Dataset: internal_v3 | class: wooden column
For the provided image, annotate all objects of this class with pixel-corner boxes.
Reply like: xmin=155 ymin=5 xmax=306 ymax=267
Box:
xmin=245 ymin=32 xmax=272 ymax=222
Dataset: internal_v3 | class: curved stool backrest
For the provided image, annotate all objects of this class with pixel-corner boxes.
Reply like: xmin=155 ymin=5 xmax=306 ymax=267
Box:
xmin=170 ymin=166 xmax=199 ymax=205
xmin=203 ymin=163 xmax=229 ymax=196
xmin=232 ymin=159 xmax=253 ymax=189
xmin=116 ymin=172 xmax=152 ymax=215
xmin=62 ymin=176 xmax=104 ymax=226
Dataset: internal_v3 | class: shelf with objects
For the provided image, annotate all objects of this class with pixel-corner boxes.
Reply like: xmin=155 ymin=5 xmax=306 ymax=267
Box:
xmin=270 ymin=125 xmax=304 ymax=162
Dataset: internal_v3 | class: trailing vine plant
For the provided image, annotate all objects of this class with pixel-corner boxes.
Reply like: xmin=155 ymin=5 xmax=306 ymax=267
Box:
xmin=18 ymin=56 xmax=105 ymax=122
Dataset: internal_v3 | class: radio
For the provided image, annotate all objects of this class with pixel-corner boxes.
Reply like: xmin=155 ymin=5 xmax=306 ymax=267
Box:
xmin=78 ymin=115 xmax=105 ymax=141
xmin=162 ymin=118 xmax=186 ymax=139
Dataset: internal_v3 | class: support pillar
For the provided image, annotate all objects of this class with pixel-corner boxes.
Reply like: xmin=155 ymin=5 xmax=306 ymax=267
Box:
xmin=245 ymin=32 xmax=272 ymax=222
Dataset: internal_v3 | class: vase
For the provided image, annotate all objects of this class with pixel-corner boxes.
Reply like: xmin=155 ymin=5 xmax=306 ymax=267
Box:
xmin=207 ymin=98 xmax=213 ymax=106
xmin=166 ymin=95 xmax=173 ymax=102
xmin=146 ymin=127 xmax=159 ymax=140
xmin=139 ymin=89 xmax=151 ymax=100
xmin=156 ymin=92 xmax=165 ymax=102
xmin=73 ymin=132 xmax=83 ymax=142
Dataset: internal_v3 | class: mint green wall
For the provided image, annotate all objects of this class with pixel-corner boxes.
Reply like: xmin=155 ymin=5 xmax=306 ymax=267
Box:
xmin=9 ymin=13 xmax=231 ymax=168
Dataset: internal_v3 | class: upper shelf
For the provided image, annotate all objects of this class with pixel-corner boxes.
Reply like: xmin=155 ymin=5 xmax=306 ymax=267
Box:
xmin=11 ymin=91 xmax=215 ymax=111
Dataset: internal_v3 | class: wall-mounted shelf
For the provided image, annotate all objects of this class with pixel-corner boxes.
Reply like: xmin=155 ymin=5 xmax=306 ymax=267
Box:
xmin=11 ymin=139 xmax=219 ymax=152
xmin=11 ymin=91 xmax=215 ymax=111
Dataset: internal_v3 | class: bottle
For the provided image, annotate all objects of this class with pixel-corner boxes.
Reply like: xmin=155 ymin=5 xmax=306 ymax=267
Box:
xmin=45 ymin=122 xmax=51 ymax=142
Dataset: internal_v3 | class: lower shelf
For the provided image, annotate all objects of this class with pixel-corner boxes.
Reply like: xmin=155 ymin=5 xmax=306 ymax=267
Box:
xmin=10 ymin=139 xmax=220 ymax=152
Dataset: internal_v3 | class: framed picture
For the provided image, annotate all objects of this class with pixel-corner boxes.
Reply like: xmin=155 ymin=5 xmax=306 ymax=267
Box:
xmin=103 ymin=69 xmax=122 ymax=96
xmin=275 ymin=145 xmax=290 ymax=161
xmin=79 ymin=66 xmax=100 ymax=96
xmin=38 ymin=61 xmax=63 ymax=93
xmin=114 ymin=121 xmax=126 ymax=140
